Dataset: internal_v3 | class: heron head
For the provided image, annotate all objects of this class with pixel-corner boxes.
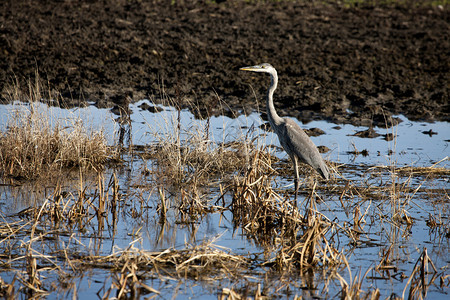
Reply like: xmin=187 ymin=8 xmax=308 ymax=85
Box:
xmin=240 ymin=63 xmax=275 ymax=74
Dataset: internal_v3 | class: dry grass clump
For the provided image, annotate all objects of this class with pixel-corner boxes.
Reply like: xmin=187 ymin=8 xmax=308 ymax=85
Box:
xmin=274 ymin=213 xmax=342 ymax=271
xmin=0 ymin=77 xmax=111 ymax=180
xmin=147 ymin=135 xmax=249 ymax=187
xmin=230 ymin=146 xmax=299 ymax=246
xmin=80 ymin=239 xmax=249 ymax=299
xmin=397 ymin=164 xmax=450 ymax=177
xmin=367 ymin=158 xmax=449 ymax=181
xmin=95 ymin=239 xmax=248 ymax=278
xmin=230 ymin=144 xmax=343 ymax=272
xmin=0 ymin=111 xmax=108 ymax=180
xmin=141 ymin=99 xmax=271 ymax=193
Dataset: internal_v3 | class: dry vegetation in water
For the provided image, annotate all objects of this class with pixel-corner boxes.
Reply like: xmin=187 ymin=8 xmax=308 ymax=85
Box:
xmin=0 ymin=80 xmax=449 ymax=298
xmin=0 ymin=76 xmax=113 ymax=180
xmin=140 ymin=109 xmax=251 ymax=188
xmin=230 ymin=147 xmax=345 ymax=272
xmin=0 ymin=171 xmax=249 ymax=298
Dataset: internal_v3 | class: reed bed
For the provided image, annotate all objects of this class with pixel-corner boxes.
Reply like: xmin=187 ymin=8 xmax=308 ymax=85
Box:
xmin=0 ymin=78 xmax=448 ymax=298
xmin=0 ymin=141 xmax=448 ymax=298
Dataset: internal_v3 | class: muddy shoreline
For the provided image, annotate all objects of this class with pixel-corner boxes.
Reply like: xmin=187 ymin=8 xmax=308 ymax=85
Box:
xmin=1 ymin=0 xmax=448 ymax=127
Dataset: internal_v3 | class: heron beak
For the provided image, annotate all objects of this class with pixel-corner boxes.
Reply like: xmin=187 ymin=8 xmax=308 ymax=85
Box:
xmin=239 ymin=66 xmax=259 ymax=72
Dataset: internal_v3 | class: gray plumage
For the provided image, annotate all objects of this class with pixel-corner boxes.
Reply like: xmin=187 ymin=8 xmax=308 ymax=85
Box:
xmin=240 ymin=63 xmax=329 ymax=196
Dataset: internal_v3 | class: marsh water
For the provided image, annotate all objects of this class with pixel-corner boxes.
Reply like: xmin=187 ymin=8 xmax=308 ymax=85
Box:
xmin=0 ymin=100 xmax=448 ymax=299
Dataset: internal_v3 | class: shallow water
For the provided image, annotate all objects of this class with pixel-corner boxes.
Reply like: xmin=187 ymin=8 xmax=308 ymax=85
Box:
xmin=0 ymin=100 xmax=448 ymax=299
xmin=1 ymin=99 xmax=446 ymax=167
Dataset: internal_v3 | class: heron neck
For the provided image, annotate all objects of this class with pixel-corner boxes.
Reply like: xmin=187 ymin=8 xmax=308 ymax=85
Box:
xmin=267 ymin=72 xmax=283 ymax=127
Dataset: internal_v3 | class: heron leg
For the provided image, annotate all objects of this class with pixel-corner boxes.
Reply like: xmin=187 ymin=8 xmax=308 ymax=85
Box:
xmin=292 ymin=156 xmax=300 ymax=205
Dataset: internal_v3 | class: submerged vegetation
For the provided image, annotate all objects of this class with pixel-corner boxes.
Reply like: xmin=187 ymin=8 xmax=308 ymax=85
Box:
xmin=0 ymin=78 xmax=449 ymax=299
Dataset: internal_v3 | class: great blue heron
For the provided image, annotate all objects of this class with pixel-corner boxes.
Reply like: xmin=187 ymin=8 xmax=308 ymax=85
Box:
xmin=240 ymin=63 xmax=329 ymax=198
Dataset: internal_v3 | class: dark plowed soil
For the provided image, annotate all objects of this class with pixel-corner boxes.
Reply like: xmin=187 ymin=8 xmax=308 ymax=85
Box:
xmin=1 ymin=0 xmax=448 ymax=127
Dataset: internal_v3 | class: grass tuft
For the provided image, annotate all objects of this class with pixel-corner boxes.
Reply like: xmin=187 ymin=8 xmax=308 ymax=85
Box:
xmin=0 ymin=76 xmax=112 ymax=180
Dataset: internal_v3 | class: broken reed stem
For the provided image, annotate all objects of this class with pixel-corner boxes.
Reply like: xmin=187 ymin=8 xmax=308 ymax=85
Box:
xmin=336 ymin=256 xmax=376 ymax=300
xmin=402 ymin=247 xmax=438 ymax=299
xmin=158 ymin=187 xmax=167 ymax=221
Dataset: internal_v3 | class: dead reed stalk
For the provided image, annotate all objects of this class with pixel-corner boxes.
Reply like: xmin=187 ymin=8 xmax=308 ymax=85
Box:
xmin=402 ymin=247 xmax=438 ymax=300
xmin=336 ymin=258 xmax=379 ymax=300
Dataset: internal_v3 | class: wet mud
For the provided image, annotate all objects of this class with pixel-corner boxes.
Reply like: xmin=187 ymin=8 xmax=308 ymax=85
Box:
xmin=0 ymin=0 xmax=448 ymax=127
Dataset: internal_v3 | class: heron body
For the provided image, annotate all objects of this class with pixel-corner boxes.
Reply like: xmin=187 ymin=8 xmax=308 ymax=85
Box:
xmin=240 ymin=63 xmax=329 ymax=197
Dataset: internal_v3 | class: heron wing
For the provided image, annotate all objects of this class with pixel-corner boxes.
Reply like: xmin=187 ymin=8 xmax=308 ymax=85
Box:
xmin=281 ymin=118 xmax=329 ymax=179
